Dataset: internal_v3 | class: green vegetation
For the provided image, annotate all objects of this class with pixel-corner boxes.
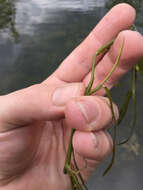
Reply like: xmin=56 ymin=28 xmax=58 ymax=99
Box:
xmin=64 ymin=23 xmax=143 ymax=189
xmin=106 ymin=0 xmax=142 ymax=11
xmin=0 ymin=0 xmax=18 ymax=40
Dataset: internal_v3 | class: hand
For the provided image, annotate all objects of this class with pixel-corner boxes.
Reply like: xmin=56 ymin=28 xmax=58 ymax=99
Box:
xmin=0 ymin=3 xmax=143 ymax=190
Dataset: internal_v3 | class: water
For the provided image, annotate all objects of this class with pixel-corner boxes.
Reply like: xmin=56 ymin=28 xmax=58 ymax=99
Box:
xmin=0 ymin=0 xmax=143 ymax=189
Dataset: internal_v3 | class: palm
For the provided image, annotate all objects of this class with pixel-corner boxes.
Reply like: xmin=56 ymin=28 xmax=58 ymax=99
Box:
xmin=0 ymin=119 xmax=91 ymax=190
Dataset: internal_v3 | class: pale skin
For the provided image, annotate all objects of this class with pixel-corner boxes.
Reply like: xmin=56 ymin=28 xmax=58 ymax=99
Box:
xmin=0 ymin=3 xmax=143 ymax=190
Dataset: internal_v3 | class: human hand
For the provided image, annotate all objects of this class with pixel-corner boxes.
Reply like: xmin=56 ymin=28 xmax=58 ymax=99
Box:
xmin=0 ymin=3 xmax=143 ymax=190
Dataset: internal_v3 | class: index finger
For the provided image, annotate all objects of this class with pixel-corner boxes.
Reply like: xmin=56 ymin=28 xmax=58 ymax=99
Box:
xmin=53 ymin=3 xmax=135 ymax=83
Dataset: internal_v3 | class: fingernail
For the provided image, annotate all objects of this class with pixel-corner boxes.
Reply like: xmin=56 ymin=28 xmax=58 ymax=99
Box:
xmin=77 ymin=100 xmax=99 ymax=131
xmin=91 ymin=132 xmax=99 ymax=148
xmin=52 ymin=83 xmax=84 ymax=106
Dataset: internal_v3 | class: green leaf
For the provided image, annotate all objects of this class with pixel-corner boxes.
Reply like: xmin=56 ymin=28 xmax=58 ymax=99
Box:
xmin=89 ymin=40 xmax=124 ymax=95
xmin=118 ymin=67 xmax=137 ymax=145
xmin=103 ymin=87 xmax=117 ymax=176
xmin=117 ymin=89 xmax=132 ymax=125
xmin=85 ymin=39 xmax=114 ymax=95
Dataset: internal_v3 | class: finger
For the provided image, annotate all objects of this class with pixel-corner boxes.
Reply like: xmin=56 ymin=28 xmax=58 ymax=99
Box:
xmin=84 ymin=30 xmax=143 ymax=95
xmin=0 ymin=83 xmax=85 ymax=132
xmin=65 ymin=96 xmax=118 ymax=132
xmin=73 ymin=130 xmax=112 ymax=166
xmin=52 ymin=4 xmax=135 ymax=83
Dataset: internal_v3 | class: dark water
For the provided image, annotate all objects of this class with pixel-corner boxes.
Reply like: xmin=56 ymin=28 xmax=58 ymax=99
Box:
xmin=0 ymin=0 xmax=143 ymax=189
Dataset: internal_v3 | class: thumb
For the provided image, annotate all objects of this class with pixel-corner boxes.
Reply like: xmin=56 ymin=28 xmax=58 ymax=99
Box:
xmin=0 ymin=83 xmax=85 ymax=132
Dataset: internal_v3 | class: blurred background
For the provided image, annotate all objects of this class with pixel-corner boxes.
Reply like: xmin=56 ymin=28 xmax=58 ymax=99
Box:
xmin=0 ymin=0 xmax=143 ymax=189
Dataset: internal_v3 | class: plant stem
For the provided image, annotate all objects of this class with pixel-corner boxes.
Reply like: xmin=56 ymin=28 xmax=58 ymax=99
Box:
xmin=72 ymin=150 xmax=88 ymax=190
xmin=117 ymin=89 xmax=132 ymax=126
xmin=118 ymin=66 xmax=137 ymax=145
xmin=66 ymin=165 xmax=83 ymax=190
xmin=64 ymin=39 xmax=124 ymax=189
xmin=89 ymin=40 xmax=124 ymax=95
xmin=64 ymin=128 xmax=75 ymax=174
xmin=85 ymin=39 xmax=114 ymax=94
xmin=103 ymin=87 xmax=117 ymax=176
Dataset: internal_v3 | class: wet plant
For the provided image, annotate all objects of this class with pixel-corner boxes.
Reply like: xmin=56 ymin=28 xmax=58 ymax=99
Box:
xmin=63 ymin=25 xmax=143 ymax=189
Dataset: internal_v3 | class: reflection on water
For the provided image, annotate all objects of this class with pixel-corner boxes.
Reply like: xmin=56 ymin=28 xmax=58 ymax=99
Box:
xmin=0 ymin=0 xmax=143 ymax=190
xmin=32 ymin=0 xmax=106 ymax=10
xmin=0 ymin=0 xmax=108 ymax=94
xmin=15 ymin=0 xmax=106 ymax=35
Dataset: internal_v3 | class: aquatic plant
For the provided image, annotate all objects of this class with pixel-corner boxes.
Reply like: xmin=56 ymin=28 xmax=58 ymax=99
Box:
xmin=63 ymin=24 xmax=142 ymax=189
